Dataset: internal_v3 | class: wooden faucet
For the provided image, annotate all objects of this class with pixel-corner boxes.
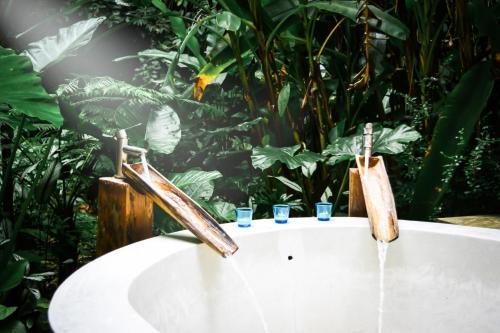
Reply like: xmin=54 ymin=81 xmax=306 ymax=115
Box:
xmin=97 ymin=131 xmax=239 ymax=257
xmin=348 ymin=123 xmax=399 ymax=242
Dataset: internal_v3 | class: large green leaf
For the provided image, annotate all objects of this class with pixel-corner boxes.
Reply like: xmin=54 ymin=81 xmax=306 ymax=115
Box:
xmin=62 ymin=76 xmax=166 ymax=105
xmin=368 ymin=5 xmax=409 ymax=40
xmin=22 ymin=17 xmax=105 ymax=72
xmin=200 ymin=200 xmax=236 ymax=222
xmin=269 ymin=1 xmax=407 ymax=50
xmin=216 ymin=11 xmax=242 ymax=32
xmin=309 ymin=1 xmax=359 ymax=21
xmin=217 ymin=0 xmax=253 ymax=21
xmin=114 ymin=102 xmax=148 ymax=145
xmin=169 ymin=170 xmax=222 ymax=201
xmin=277 ymin=83 xmax=290 ymax=118
xmin=309 ymin=3 xmax=409 ymax=40
xmin=207 ymin=117 xmax=265 ymax=136
xmin=373 ymin=124 xmax=421 ymax=154
xmin=410 ymin=61 xmax=494 ymax=219
xmin=151 ymin=0 xmax=167 ymax=12
xmin=323 ymin=124 xmax=421 ymax=165
xmin=0 ymin=305 xmax=17 ymax=321
xmin=0 ymin=47 xmax=61 ymax=126
xmin=145 ymin=105 xmax=181 ymax=154
xmin=115 ymin=49 xmax=200 ymax=70
xmin=251 ymin=145 xmax=325 ymax=171
xmin=0 ymin=259 xmax=27 ymax=292
xmin=468 ymin=0 xmax=500 ymax=52
xmin=323 ymin=133 xmax=363 ymax=166
xmin=270 ymin=176 xmax=303 ymax=193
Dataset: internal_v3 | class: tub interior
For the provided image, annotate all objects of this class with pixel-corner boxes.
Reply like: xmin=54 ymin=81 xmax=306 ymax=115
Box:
xmin=128 ymin=224 xmax=500 ymax=333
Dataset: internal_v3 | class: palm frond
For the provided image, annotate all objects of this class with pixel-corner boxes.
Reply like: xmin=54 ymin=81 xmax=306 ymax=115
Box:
xmin=58 ymin=76 xmax=172 ymax=107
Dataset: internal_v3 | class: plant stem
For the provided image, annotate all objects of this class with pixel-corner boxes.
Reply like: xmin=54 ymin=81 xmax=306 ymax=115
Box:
xmin=12 ymin=135 xmax=55 ymax=244
xmin=0 ymin=117 xmax=26 ymax=238
xmin=228 ymin=31 xmax=263 ymax=141
xmin=295 ymin=169 xmax=312 ymax=215
xmin=333 ymin=160 xmax=352 ymax=214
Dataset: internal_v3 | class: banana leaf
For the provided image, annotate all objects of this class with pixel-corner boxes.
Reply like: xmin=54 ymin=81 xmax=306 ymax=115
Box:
xmin=410 ymin=61 xmax=494 ymax=220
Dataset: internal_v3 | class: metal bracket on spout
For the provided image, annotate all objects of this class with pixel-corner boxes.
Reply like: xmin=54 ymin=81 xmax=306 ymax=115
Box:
xmin=114 ymin=130 xmax=149 ymax=178
xmin=363 ymin=122 xmax=373 ymax=158
xmin=123 ymin=145 xmax=147 ymax=157
xmin=112 ymin=131 xmax=238 ymax=257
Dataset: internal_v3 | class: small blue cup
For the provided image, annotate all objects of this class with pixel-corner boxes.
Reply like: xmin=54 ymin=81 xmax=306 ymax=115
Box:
xmin=273 ymin=204 xmax=290 ymax=224
xmin=236 ymin=207 xmax=253 ymax=227
xmin=316 ymin=202 xmax=333 ymax=221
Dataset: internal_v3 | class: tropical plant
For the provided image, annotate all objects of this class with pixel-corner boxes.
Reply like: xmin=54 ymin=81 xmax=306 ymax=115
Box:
xmin=69 ymin=0 xmax=499 ymax=220
xmin=0 ymin=13 xmax=106 ymax=331
xmin=1 ymin=2 xmax=499 ymax=330
xmin=0 ymin=48 xmax=61 ymax=331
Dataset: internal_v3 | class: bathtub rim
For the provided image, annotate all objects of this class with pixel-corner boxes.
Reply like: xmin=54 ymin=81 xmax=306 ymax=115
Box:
xmin=48 ymin=217 xmax=500 ymax=333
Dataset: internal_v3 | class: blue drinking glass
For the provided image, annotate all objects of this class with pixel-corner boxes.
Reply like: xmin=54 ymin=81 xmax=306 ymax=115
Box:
xmin=236 ymin=207 xmax=253 ymax=227
xmin=316 ymin=202 xmax=333 ymax=221
xmin=273 ymin=204 xmax=290 ymax=224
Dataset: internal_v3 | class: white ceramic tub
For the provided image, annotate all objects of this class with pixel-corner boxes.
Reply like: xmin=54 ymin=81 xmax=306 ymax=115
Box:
xmin=49 ymin=217 xmax=500 ymax=333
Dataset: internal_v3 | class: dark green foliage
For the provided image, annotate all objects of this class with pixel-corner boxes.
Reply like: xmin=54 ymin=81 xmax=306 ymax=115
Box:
xmin=0 ymin=0 xmax=499 ymax=331
xmin=410 ymin=61 xmax=494 ymax=219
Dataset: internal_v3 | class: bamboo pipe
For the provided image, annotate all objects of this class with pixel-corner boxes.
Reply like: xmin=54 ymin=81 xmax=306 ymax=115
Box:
xmin=122 ymin=163 xmax=239 ymax=257
xmin=355 ymin=155 xmax=399 ymax=242
xmin=354 ymin=122 xmax=399 ymax=242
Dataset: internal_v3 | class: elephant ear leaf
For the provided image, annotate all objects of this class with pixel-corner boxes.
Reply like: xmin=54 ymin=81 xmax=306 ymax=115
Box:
xmin=0 ymin=47 xmax=62 ymax=126
xmin=323 ymin=124 xmax=420 ymax=166
xmin=0 ymin=258 xmax=28 ymax=292
xmin=169 ymin=170 xmax=222 ymax=201
xmin=145 ymin=105 xmax=181 ymax=155
xmin=22 ymin=17 xmax=105 ymax=72
xmin=251 ymin=145 xmax=324 ymax=171
xmin=373 ymin=124 xmax=421 ymax=154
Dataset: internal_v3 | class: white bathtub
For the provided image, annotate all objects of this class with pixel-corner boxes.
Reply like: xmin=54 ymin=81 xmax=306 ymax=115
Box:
xmin=49 ymin=217 xmax=500 ymax=333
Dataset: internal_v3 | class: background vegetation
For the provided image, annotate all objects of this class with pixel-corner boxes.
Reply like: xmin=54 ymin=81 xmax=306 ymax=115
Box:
xmin=0 ymin=0 xmax=499 ymax=331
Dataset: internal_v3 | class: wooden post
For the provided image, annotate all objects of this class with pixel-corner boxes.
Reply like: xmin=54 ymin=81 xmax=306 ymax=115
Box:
xmin=348 ymin=168 xmax=368 ymax=217
xmin=96 ymin=177 xmax=153 ymax=256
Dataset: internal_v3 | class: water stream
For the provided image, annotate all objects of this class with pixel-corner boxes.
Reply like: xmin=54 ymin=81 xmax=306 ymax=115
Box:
xmin=377 ymin=241 xmax=389 ymax=333
xmin=226 ymin=257 xmax=270 ymax=333
xmin=140 ymin=153 xmax=151 ymax=181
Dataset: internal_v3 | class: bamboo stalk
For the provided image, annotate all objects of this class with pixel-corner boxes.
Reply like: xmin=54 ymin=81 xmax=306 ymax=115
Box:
xmin=355 ymin=155 xmax=399 ymax=242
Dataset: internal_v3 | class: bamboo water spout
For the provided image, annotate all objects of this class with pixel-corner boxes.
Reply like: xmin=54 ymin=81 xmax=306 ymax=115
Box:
xmin=109 ymin=130 xmax=238 ymax=257
xmin=122 ymin=163 xmax=238 ymax=257
xmin=351 ymin=123 xmax=399 ymax=242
